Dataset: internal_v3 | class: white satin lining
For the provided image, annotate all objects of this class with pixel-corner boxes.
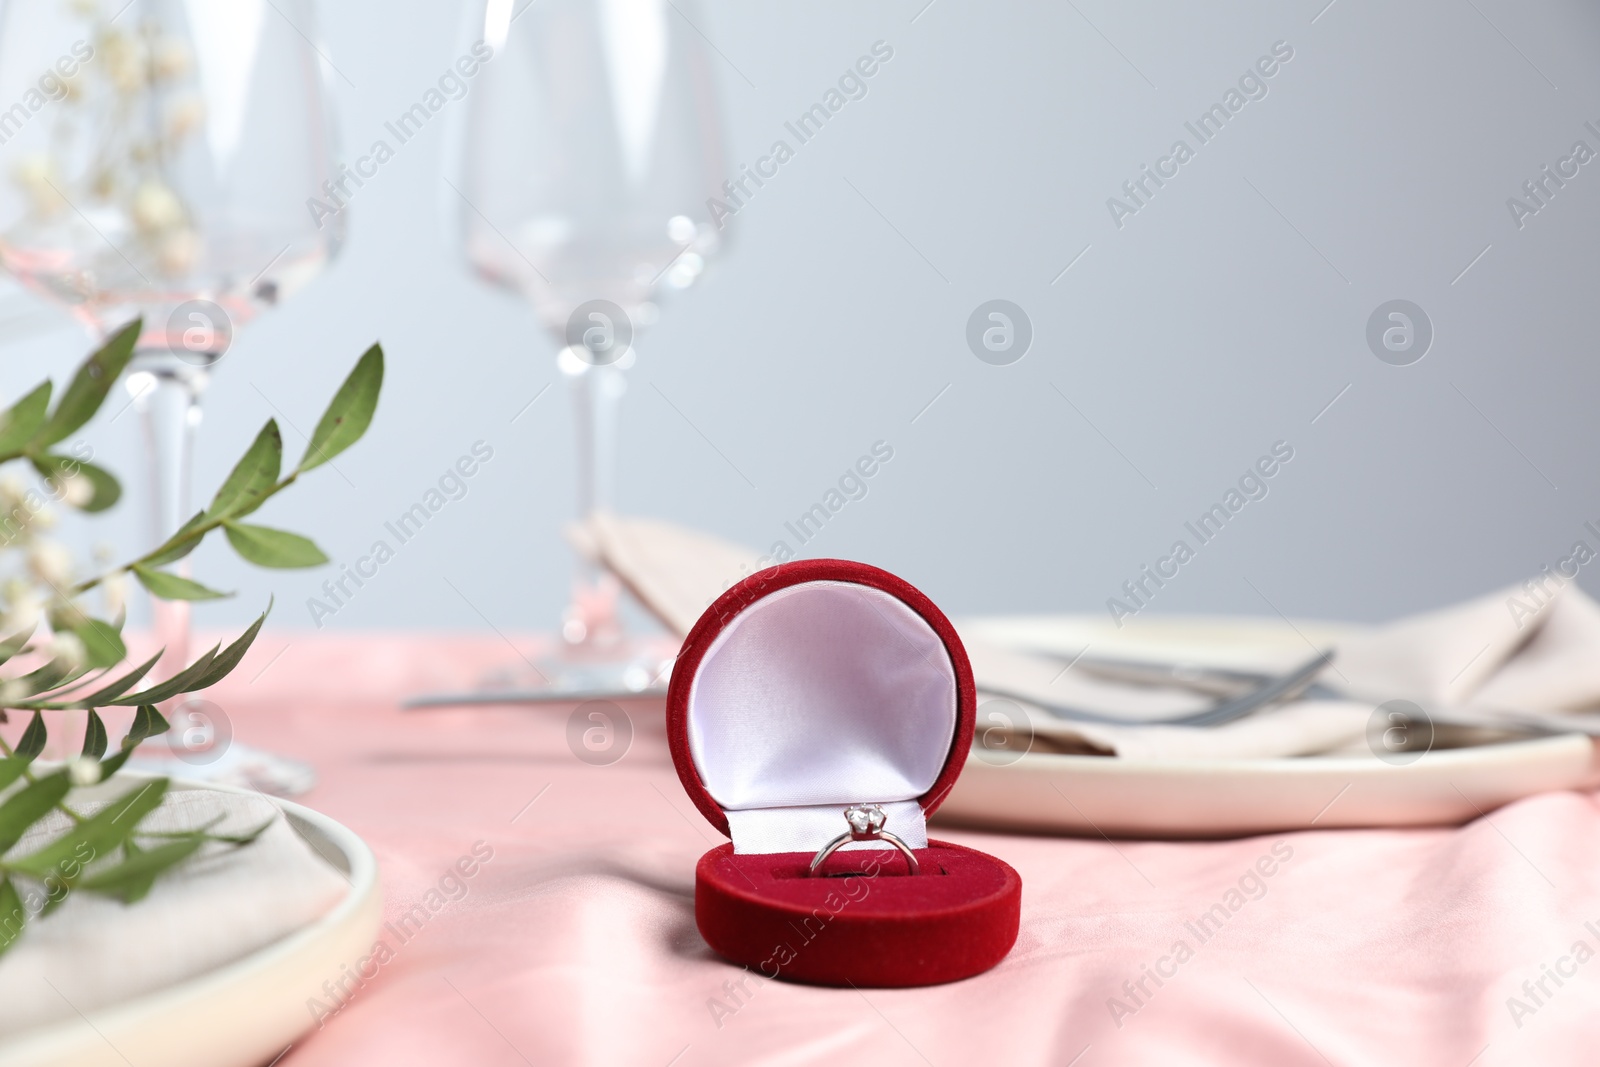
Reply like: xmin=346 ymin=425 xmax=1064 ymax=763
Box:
xmin=726 ymin=801 xmax=928 ymax=855
xmin=687 ymin=581 xmax=957 ymax=854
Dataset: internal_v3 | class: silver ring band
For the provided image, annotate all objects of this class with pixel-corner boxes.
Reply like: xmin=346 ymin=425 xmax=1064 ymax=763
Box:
xmin=807 ymin=804 xmax=920 ymax=876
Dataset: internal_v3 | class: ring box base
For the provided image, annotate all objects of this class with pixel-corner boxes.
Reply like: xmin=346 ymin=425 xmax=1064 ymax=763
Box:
xmin=695 ymin=839 xmax=1021 ymax=987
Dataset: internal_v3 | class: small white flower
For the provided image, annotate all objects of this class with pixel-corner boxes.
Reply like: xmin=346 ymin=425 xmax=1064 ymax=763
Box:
xmin=13 ymin=154 xmax=53 ymax=186
xmin=60 ymin=474 xmax=93 ymax=509
xmin=1 ymin=604 xmax=40 ymax=634
xmin=151 ymin=38 xmax=192 ymax=82
xmin=47 ymin=631 xmax=86 ymax=669
xmin=90 ymin=167 xmax=117 ymax=201
xmin=102 ymin=31 xmax=146 ymax=93
xmin=68 ymin=756 xmax=102 ymax=787
xmin=132 ymin=181 xmax=184 ymax=234
xmin=28 ymin=541 xmax=74 ymax=586
xmin=102 ymin=571 xmax=127 ymax=619
xmin=0 ymin=677 xmax=28 ymax=705
xmin=156 ymin=228 xmax=198 ymax=275
xmin=165 ymin=94 xmax=204 ymax=141
xmin=12 ymin=154 xmax=64 ymax=217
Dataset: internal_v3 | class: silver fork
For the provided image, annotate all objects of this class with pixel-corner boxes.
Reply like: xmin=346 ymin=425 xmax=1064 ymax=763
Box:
xmin=979 ymin=649 xmax=1335 ymax=728
xmin=1064 ymin=653 xmax=1346 ymax=702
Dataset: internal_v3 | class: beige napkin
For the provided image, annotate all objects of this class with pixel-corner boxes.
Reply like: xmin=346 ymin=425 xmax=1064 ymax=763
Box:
xmin=1338 ymin=581 xmax=1600 ymax=710
xmin=983 ymin=583 xmax=1600 ymax=759
xmin=583 ymin=512 xmax=1600 ymax=760
xmin=968 ymin=583 xmax=1600 ymax=759
xmin=584 ymin=512 xmax=761 ymax=636
xmin=957 ymin=637 xmax=1373 ymax=759
xmin=0 ymin=787 xmax=349 ymax=1036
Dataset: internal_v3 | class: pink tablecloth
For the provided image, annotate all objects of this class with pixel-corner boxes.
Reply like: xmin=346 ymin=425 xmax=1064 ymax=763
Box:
xmin=210 ymin=633 xmax=1600 ymax=1067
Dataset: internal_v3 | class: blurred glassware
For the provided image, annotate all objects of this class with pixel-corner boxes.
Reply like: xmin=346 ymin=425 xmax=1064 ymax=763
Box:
xmin=0 ymin=0 xmax=343 ymax=794
xmin=453 ymin=0 xmax=723 ymax=696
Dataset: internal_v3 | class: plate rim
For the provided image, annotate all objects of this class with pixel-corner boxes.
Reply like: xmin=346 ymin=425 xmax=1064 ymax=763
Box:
xmin=962 ymin=729 xmax=1597 ymax=776
xmin=942 ymin=613 xmax=1600 ymax=836
xmin=0 ymin=773 xmax=382 ymax=1064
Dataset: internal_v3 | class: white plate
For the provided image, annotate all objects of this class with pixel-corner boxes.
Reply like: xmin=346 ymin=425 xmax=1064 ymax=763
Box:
xmin=0 ymin=777 xmax=382 ymax=1067
xmin=936 ymin=615 xmax=1600 ymax=838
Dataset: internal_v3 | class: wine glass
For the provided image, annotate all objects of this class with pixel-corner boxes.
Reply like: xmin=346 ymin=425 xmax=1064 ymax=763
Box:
xmin=448 ymin=0 xmax=723 ymax=698
xmin=0 ymin=0 xmax=342 ymax=793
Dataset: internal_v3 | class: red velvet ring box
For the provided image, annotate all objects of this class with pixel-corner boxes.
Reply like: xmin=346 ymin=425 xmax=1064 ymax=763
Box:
xmin=666 ymin=558 xmax=1021 ymax=987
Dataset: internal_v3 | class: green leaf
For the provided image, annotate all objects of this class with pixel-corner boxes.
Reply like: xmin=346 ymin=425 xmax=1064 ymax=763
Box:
xmin=37 ymin=881 xmax=70 ymax=917
xmin=197 ymin=816 xmax=273 ymax=846
xmin=31 ymin=668 xmax=108 ymax=705
xmin=0 ymin=759 xmax=27 ymax=792
xmin=0 ymin=626 xmax=35 ymax=667
xmin=130 ymin=565 xmax=229 ymax=602
xmin=67 ymin=650 xmax=162 ymax=708
xmin=299 ymin=343 xmax=383 ymax=472
xmin=14 ymin=658 xmax=75 ymax=698
xmin=0 ymin=382 xmax=51 ymax=456
xmin=0 ymin=879 xmax=25 ymax=959
xmin=0 ymin=771 xmax=68 ymax=853
xmin=15 ymin=712 xmax=45 ymax=760
xmin=72 ymin=619 xmax=126 ymax=670
xmin=191 ymin=605 xmax=269 ymax=690
xmin=29 ymin=453 xmax=121 ymax=513
xmin=81 ymin=710 xmax=107 ymax=759
xmin=223 ymin=522 xmax=328 ymax=569
xmin=208 ymin=420 xmax=281 ymax=519
xmin=73 ymin=459 xmax=121 ymax=512
xmin=78 ymin=835 xmax=205 ymax=903
xmin=10 ymin=777 xmax=168 ymax=879
xmin=111 ymin=648 xmax=217 ymax=706
xmin=46 ymin=601 xmax=84 ymax=636
xmin=141 ymin=511 xmax=207 ymax=568
xmin=33 ymin=319 xmax=141 ymax=447
xmin=125 ymin=704 xmax=170 ymax=746
xmin=97 ymin=747 xmax=134 ymax=779
xmin=98 ymin=705 xmax=169 ymax=777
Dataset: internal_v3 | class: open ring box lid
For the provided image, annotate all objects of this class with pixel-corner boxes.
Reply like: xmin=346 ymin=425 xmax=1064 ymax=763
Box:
xmin=667 ymin=559 xmax=1021 ymax=987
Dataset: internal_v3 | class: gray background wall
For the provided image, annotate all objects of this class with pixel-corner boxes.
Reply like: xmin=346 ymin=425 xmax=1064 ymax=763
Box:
xmin=7 ymin=0 xmax=1600 ymax=635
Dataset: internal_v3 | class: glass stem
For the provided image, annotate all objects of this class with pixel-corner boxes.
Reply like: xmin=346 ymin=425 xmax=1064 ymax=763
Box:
xmin=134 ymin=357 xmax=207 ymax=680
xmin=561 ymin=352 xmax=626 ymax=649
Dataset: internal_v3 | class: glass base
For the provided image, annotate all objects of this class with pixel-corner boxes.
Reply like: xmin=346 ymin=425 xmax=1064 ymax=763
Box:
xmin=405 ymin=636 xmax=677 ymax=708
xmin=487 ymin=640 xmax=672 ymax=694
xmin=125 ymin=741 xmax=316 ymax=797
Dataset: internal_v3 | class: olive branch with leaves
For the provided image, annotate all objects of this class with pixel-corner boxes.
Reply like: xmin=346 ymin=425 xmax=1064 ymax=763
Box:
xmin=0 ymin=319 xmax=383 ymax=958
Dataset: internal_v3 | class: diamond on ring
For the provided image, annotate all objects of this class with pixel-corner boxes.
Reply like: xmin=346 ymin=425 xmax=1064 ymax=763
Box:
xmin=808 ymin=803 xmax=919 ymax=877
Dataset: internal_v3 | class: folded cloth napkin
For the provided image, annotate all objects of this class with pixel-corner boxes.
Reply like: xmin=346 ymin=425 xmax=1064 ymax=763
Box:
xmin=582 ymin=512 xmax=761 ymax=637
xmin=1338 ymin=579 xmax=1600 ymax=710
xmin=972 ymin=582 xmax=1600 ymax=759
xmin=582 ymin=512 xmax=1600 ymax=760
xmin=0 ymin=786 xmax=349 ymax=1037
xmin=959 ymin=637 xmax=1385 ymax=759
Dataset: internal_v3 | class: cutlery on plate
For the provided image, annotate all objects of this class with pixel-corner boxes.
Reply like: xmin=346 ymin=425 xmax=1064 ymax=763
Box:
xmin=1030 ymin=650 xmax=1345 ymax=701
xmin=979 ymin=649 xmax=1335 ymax=728
xmin=1403 ymin=704 xmax=1600 ymax=739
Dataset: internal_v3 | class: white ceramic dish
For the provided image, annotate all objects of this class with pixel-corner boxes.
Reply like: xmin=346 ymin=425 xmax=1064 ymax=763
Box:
xmin=937 ymin=615 xmax=1600 ymax=838
xmin=0 ymin=777 xmax=382 ymax=1067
